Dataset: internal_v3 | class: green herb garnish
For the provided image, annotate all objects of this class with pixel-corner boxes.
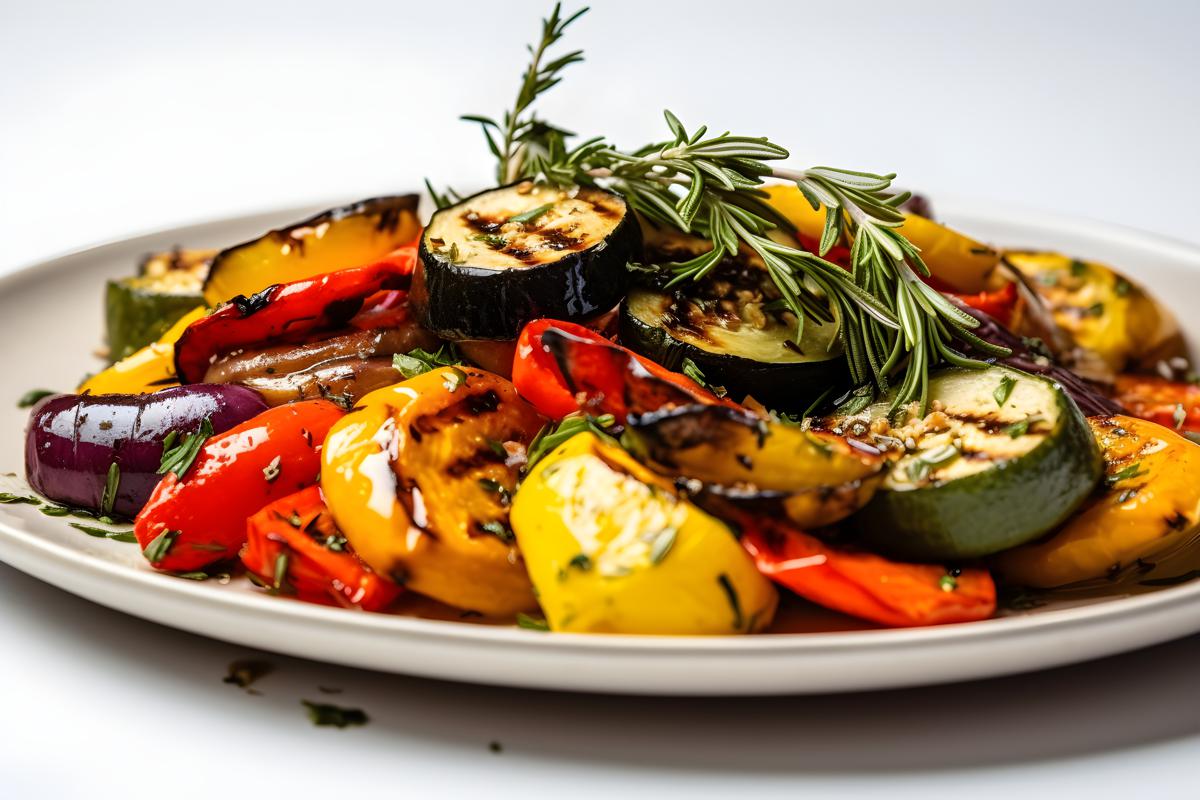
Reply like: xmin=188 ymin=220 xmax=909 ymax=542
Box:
xmin=223 ymin=659 xmax=273 ymax=689
xmin=1003 ymin=418 xmax=1035 ymax=439
xmin=525 ymin=412 xmax=618 ymax=469
xmin=680 ymin=358 xmax=707 ymax=386
xmin=480 ymin=520 xmax=515 ymax=543
xmin=477 ymin=478 xmax=511 ymax=505
xmin=1107 ymin=462 xmax=1147 ymax=485
xmin=716 ymin=573 xmax=744 ymax=631
xmin=392 ymin=343 xmax=464 ymax=379
xmin=302 ymin=700 xmax=369 ymax=728
xmin=69 ymin=522 xmax=137 ymax=542
xmin=158 ymin=418 xmax=214 ymax=479
xmin=507 ymin=203 xmax=555 ymax=225
xmin=142 ymin=528 xmax=180 ymax=564
xmin=169 ymin=571 xmax=210 ymax=581
xmin=905 ymin=444 xmax=960 ymax=482
xmin=262 ymin=455 xmax=281 ymax=482
xmin=0 ymin=493 xmax=39 ymax=505
xmin=649 ymin=527 xmax=677 ymax=565
xmin=273 ymin=552 xmax=291 ymax=593
xmin=472 ymin=233 xmax=508 ymax=249
xmin=516 ymin=612 xmax=550 ymax=631
xmin=567 ymin=553 xmax=592 ymax=571
xmin=443 ymin=366 xmax=468 ymax=393
xmin=938 ymin=573 xmax=958 ymax=592
xmin=100 ymin=462 xmax=120 ymax=517
xmin=17 ymin=389 xmax=56 ymax=408
xmin=993 ymin=374 xmax=1016 ymax=407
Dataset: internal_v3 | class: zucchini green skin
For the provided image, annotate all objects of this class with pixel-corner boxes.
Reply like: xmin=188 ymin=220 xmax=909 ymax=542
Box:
xmin=618 ymin=291 xmax=846 ymax=411
xmin=851 ymin=370 xmax=1103 ymax=560
xmin=105 ymin=279 xmax=204 ymax=362
xmin=413 ymin=184 xmax=640 ymax=340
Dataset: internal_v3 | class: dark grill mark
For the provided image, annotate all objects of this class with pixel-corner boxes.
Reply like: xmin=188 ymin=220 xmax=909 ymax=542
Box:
xmin=444 ymin=448 xmax=504 ymax=478
xmin=466 ymin=390 xmax=501 ymax=415
xmin=231 ymin=285 xmax=278 ymax=317
xmin=411 ymin=391 xmax=504 ymax=436
xmin=323 ymin=297 xmax=365 ymax=327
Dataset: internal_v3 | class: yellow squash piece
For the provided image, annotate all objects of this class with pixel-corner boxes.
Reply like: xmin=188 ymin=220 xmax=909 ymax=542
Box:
xmin=625 ymin=405 xmax=884 ymax=529
xmin=80 ymin=306 xmax=206 ymax=395
xmin=1003 ymin=251 xmax=1185 ymax=375
xmin=320 ymin=367 xmax=544 ymax=616
xmin=204 ymin=195 xmax=421 ymax=305
xmin=764 ymin=184 xmax=1001 ymax=293
xmin=511 ymin=432 xmax=778 ymax=635
xmin=992 ymin=415 xmax=1200 ymax=588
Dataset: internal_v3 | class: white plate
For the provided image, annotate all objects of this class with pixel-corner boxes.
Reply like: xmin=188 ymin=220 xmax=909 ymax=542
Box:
xmin=2 ymin=198 xmax=1199 ymax=696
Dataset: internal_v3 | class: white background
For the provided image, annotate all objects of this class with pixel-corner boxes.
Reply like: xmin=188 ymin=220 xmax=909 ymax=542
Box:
xmin=2 ymin=0 xmax=1200 ymax=796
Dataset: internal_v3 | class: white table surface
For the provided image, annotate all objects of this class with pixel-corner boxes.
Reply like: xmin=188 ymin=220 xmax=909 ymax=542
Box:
xmin=2 ymin=0 xmax=1199 ymax=796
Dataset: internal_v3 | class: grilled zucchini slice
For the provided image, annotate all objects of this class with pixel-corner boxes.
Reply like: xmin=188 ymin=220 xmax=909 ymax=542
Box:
xmin=105 ymin=248 xmax=211 ymax=361
xmin=831 ymin=365 xmax=1102 ymax=560
xmin=414 ymin=182 xmax=640 ymax=339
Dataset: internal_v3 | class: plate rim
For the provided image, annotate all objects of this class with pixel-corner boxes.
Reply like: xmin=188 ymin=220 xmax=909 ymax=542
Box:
xmin=3 ymin=194 xmax=1200 ymax=666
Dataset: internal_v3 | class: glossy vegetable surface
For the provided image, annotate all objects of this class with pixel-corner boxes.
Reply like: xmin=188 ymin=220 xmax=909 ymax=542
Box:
xmin=81 ymin=307 xmax=207 ymax=395
xmin=626 ymin=404 xmax=884 ymax=528
xmin=135 ymin=399 xmax=343 ymax=571
xmin=175 ymin=252 xmax=417 ymax=384
xmin=512 ymin=432 xmax=777 ymax=634
xmin=242 ymin=486 xmax=402 ymax=610
xmin=743 ymin=517 xmax=996 ymax=627
xmin=764 ymin=184 xmax=1002 ymax=293
xmin=24 ymin=385 xmax=268 ymax=518
xmin=414 ymin=183 xmax=640 ymax=339
xmin=203 ymin=195 xmax=421 ymax=305
xmin=512 ymin=319 xmax=732 ymax=422
xmin=320 ymin=367 xmax=544 ymax=615
xmin=992 ymin=415 xmax=1200 ymax=588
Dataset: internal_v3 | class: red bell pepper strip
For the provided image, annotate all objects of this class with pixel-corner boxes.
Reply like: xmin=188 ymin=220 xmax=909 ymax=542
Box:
xmin=242 ymin=486 xmax=402 ymax=611
xmin=512 ymin=318 xmax=736 ymax=422
xmin=950 ymin=281 xmax=1019 ymax=327
xmin=922 ymin=273 xmax=1020 ymax=328
xmin=1114 ymin=374 xmax=1200 ymax=434
xmin=135 ymin=399 xmax=344 ymax=572
xmin=742 ymin=518 xmax=996 ymax=628
xmin=174 ymin=249 xmax=417 ymax=383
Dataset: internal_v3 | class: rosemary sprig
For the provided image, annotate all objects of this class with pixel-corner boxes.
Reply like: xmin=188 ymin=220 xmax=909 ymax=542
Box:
xmin=461 ymin=3 xmax=587 ymax=185
xmin=459 ymin=3 xmax=1010 ymax=413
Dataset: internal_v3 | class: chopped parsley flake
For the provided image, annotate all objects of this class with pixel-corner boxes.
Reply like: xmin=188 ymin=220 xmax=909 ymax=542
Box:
xmin=302 ymin=700 xmax=368 ymax=728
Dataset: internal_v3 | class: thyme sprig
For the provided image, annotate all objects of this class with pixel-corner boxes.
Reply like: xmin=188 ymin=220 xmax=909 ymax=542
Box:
xmin=459 ymin=3 xmax=1009 ymax=413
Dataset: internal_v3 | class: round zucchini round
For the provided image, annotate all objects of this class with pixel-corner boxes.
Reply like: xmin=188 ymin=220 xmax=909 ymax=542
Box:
xmin=619 ymin=276 xmax=845 ymax=413
xmin=413 ymin=182 xmax=640 ymax=340
xmin=841 ymin=365 xmax=1103 ymax=560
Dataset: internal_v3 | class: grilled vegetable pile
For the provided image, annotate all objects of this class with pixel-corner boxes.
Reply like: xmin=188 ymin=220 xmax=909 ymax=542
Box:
xmin=15 ymin=2 xmax=1200 ymax=635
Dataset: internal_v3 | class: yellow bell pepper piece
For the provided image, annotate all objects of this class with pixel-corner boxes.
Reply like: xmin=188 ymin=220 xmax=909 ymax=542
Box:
xmin=79 ymin=306 xmax=206 ymax=395
xmin=511 ymin=432 xmax=777 ymax=635
xmin=1004 ymin=252 xmax=1184 ymax=374
xmin=763 ymin=184 xmax=1001 ymax=293
xmin=992 ymin=415 xmax=1200 ymax=588
xmin=320 ymin=368 xmax=542 ymax=616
